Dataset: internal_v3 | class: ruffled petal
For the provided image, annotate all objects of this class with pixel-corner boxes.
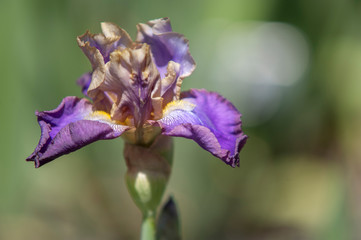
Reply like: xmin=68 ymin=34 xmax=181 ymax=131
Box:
xmin=76 ymin=72 xmax=115 ymax=113
xmin=77 ymin=24 xmax=133 ymax=101
xmin=77 ymin=35 xmax=105 ymax=100
xmin=102 ymin=44 xmax=161 ymax=126
xmin=100 ymin=22 xmax=133 ymax=48
xmin=159 ymin=61 xmax=182 ymax=103
xmin=142 ymin=17 xmax=172 ymax=34
xmin=27 ymin=96 xmax=129 ymax=168
xmin=155 ymin=89 xmax=247 ymax=167
xmin=77 ymin=24 xmax=132 ymax=63
xmin=151 ymin=61 xmax=181 ymax=119
xmin=136 ymin=18 xmax=196 ymax=79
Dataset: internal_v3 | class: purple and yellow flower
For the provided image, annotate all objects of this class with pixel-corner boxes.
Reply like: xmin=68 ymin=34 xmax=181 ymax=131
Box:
xmin=26 ymin=18 xmax=247 ymax=168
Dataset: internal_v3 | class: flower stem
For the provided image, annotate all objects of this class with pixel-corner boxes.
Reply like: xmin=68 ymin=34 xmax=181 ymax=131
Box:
xmin=141 ymin=212 xmax=156 ymax=240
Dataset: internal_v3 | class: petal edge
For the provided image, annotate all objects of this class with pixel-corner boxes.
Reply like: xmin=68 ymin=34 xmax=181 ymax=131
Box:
xmin=27 ymin=97 xmax=129 ymax=167
xmin=156 ymin=89 xmax=247 ymax=167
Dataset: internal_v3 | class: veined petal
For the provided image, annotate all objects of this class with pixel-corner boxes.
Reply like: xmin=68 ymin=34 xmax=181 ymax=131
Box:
xmin=136 ymin=18 xmax=196 ymax=79
xmin=101 ymin=44 xmax=161 ymax=126
xmin=27 ymin=97 xmax=129 ymax=168
xmin=156 ymin=89 xmax=247 ymax=167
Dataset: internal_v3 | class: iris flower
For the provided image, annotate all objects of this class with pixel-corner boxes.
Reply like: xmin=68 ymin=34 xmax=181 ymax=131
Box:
xmin=26 ymin=18 xmax=247 ymax=168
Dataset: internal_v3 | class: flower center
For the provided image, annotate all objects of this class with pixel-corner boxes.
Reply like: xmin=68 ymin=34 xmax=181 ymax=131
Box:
xmin=101 ymin=44 xmax=161 ymax=128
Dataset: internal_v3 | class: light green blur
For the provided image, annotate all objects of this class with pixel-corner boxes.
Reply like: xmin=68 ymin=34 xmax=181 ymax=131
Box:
xmin=1 ymin=0 xmax=360 ymax=239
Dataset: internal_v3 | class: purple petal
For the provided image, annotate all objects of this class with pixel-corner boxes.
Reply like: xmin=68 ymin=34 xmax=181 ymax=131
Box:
xmin=27 ymin=96 xmax=129 ymax=168
xmin=76 ymin=72 xmax=92 ymax=97
xmin=156 ymin=89 xmax=247 ymax=167
xmin=144 ymin=17 xmax=173 ymax=34
xmin=136 ymin=18 xmax=196 ymax=79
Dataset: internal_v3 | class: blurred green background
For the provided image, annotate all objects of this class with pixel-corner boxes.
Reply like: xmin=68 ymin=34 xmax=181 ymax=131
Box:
xmin=1 ymin=0 xmax=361 ymax=239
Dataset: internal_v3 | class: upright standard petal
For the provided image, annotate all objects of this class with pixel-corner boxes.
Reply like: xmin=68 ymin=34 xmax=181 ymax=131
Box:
xmin=27 ymin=97 xmax=129 ymax=168
xmin=156 ymin=89 xmax=247 ymax=167
xmin=101 ymin=44 xmax=161 ymax=126
xmin=77 ymin=24 xmax=132 ymax=63
xmin=136 ymin=18 xmax=196 ymax=79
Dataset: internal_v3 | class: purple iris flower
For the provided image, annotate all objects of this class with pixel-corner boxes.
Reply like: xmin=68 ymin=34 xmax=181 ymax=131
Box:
xmin=26 ymin=18 xmax=247 ymax=168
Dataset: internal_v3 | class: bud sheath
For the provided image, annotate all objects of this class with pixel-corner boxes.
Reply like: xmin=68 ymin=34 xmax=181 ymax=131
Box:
xmin=124 ymin=135 xmax=173 ymax=216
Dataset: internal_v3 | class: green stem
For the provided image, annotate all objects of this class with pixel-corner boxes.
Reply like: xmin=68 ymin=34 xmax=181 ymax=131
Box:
xmin=141 ymin=212 xmax=156 ymax=240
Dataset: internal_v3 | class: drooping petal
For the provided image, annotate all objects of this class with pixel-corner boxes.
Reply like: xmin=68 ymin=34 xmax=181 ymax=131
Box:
xmin=155 ymin=89 xmax=247 ymax=167
xmin=136 ymin=18 xmax=196 ymax=79
xmin=27 ymin=96 xmax=129 ymax=168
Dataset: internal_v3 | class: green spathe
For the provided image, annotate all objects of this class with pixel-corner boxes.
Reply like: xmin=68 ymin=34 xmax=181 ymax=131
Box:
xmin=124 ymin=135 xmax=173 ymax=216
